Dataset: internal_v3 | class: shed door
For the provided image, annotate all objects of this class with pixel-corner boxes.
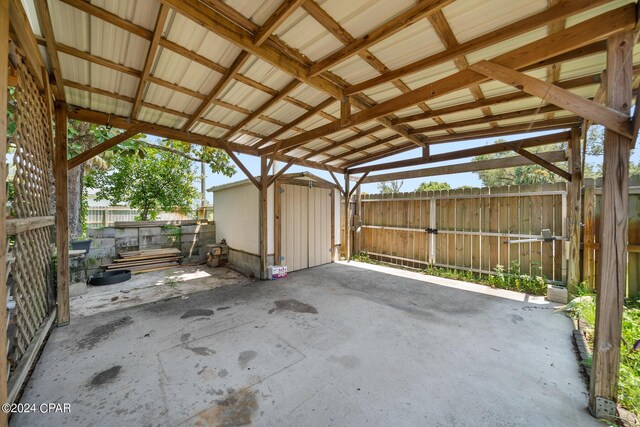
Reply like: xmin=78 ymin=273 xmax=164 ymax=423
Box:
xmin=281 ymin=184 xmax=332 ymax=271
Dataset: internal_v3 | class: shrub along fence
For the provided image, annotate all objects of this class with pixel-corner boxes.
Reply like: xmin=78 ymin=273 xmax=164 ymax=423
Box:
xmin=350 ymin=177 xmax=640 ymax=297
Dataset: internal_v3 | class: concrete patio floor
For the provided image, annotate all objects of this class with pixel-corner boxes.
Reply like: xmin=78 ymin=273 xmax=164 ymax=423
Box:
xmin=12 ymin=261 xmax=600 ymax=426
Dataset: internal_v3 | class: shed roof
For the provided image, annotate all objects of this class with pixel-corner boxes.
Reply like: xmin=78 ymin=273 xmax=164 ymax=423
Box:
xmin=16 ymin=0 xmax=640 ymax=175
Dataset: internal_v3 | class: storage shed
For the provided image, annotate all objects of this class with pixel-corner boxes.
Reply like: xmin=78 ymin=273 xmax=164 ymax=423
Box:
xmin=209 ymin=172 xmax=341 ymax=277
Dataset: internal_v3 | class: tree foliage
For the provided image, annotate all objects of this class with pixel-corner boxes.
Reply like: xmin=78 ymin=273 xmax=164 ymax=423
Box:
xmin=89 ymin=144 xmax=199 ymax=221
xmin=416 ymin=181 xmax=451 ymax=192
xmin=377 ymin=180 xmax=403 ymax=194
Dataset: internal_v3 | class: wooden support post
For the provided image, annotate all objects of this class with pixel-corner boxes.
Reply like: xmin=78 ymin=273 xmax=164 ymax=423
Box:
xmin=340 ymin=96 xmax=350 ymax=126
xmin=589 ymin=30 xmax=633 ymax=421
xmin=582 ymin=183 xmax=596 ymax=292
xmin=54 ymin=101 xmax=70 ymax=325
xmin=567 ymin=127 xmax=583 ymax=294
xmin=344 ymin=173 xmax=351 ymax=260
xmin=274 ymin=179 xmax=281 ymax=266
xmin=331 ymin=188 xmax=336 ymax=261
xmin=355 ymin=184 xmax=362 ymax=255
xmin=0 ymin=0 xmax=10 ymax=420
xmin=259 ymin=156 xmax=268 ymax=279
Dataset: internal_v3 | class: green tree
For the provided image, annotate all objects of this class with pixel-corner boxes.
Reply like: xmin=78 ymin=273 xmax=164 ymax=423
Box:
xmin=377 ymin=180 xmax=403 ymax=194
xmin=416 ymin=181 xmax=451 ymax=192
xmin=90 ymin=144 xmax=200 ymax=221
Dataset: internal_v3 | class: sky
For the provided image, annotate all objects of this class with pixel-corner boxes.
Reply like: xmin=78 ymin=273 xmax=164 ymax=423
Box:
xmin=199 ymin=127 xmax=640 ymax=204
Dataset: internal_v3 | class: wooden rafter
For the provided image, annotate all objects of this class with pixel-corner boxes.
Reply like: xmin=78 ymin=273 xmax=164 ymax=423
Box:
xmin=182 ymin=51 xmax=249 ymax=131
xmin=308 ymin=0 xmax=454 ymax=76
xmin=9 ymin=0 xmax=45 ymax=89
xmin=344 ymin=0 xmax=610 ymax=95
xmin=320 ymin=135 xmax=401 ymax=164
xmin=34 ymin=0 xmax=65 ymax=100
xmin=360 ymin=150 xmax=567 ymax=184
xmin=272 ymin=6 xmax=635 ymax=152
xmin=347 ymin=131 xmax=571 ymax=174
xmin=131 ymin=4 xmax=169 ymax=120
xmin=254 ymin=0 xmax=304 ymax=46
xmin=544 ymin=0 xmax=567 ymax=120
xmin=468 ymin=60 xmax=632 ymax=138
xmin=67 ymin=124 xmax=149 ymax=170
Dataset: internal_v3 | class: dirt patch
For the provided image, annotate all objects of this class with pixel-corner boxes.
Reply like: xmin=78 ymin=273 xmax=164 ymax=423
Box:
xmin=268 ymin=299 xmax=317 ymax=314
xmin=77 ymin=317 xmax=134 ymax=350
xmin=90 ymin=366 xmax=121 ymax=386
xmin=181 ymin=309 xmax=214 ymax=319
xmin=238 ymin=351 xmax=257 ymax=368
xmin=195 ymin=388 xmax=259 ymax=427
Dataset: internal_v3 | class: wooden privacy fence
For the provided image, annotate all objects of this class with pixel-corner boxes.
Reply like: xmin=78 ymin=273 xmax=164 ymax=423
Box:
xmin=582 ymin=176 xmax=640 ymax=297
xmin=357 ymin=183 xmax=567 ymax=283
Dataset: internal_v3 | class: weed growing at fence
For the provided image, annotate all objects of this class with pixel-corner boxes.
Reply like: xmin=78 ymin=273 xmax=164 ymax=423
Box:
xmin=352 ymin=253 xmax=547 ymax=296
xmin=567 ymin=294 xmax=640 ymax=417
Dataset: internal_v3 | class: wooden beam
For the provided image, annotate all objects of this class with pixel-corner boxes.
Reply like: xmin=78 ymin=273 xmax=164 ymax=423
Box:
xmin=34 ymin=0 xmax=65 ymax=100
xmin=259 ymin=156 xmax=269 ymax=279
xmin=222 ymin=144 xmax=260 ymax=189
xmin=54 ymin=101 xmax=70 ymax=325
xmin=344 ymin=0 xmax=610 ymax=95
xmin=340 ymin=96 xmax=350 ymax=126
xmin=9 ymin=0 xmax=45 ymax=90
xmin=67 ymin=124 xmax=148 ymax=169
xmin=348 ymin=172 xmax=369 ymax=198
xmin=253 ymin=97 xmax=335 ymax=149
xmin=327 ymin=169 xmax=345 ymax=196
xmin=273 ymin=5 xmax=635 ymax=151
xmin=348 ymin=131 xmax=571 ymax=174
xmin=589 ymin=30 xmax=633 ymax=421
xmin=361 ymin=150 xmax=567 ymax=183
xmin=308 ymin=0 xmax=454 ymax=76
xmin=274 ymin=178 xmax=282 ymax=265
xmin=182 ymin=51 xmax=249 ymax=131
xmin=254 ymin=0 xmax=304 ymax=46
xmin=567 ymin=127 xmax=582 ymax=293
xmin=0 ymin=0 xmax=10 ymax=420
xmin=221 ymin=79 xmax=301 ymax=140
xmin=632 ymin=83 xmax=640 ymax=147
xmin=392 ymin=72 xmax=602 ymax=125
xmin=161 ymin=0 xmax=344 ymax=99
xmin=267 ymin=159 xmax=295 ymax=187
xmin=130 ymin=5 xmax=169 ymax=119
xmin=468 ymin=60 xmax=632 ymax=139
xmin=507 ymin=144 xmax=571 ymax=181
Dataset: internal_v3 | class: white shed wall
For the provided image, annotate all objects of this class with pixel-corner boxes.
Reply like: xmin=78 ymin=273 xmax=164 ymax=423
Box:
xmin=213 ymin=182 xmax=274 ymax=255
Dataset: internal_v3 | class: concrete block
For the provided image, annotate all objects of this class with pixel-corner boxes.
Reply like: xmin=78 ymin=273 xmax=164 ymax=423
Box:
xmin=161 ymin=235 xmax=180 ymax=246
xmin=139 ymin=226 xmax=162 ymax=237
xmin=181 ymin=225 xmax=201 ymax=234
xmin=547 ymin=285 xmax=568 ymax=303
xmin=90 ymin=238 xmax=115 ymax=249
xmin=115 ymin=228 xmax=138 ymax=238
xmin=181 ymin=242 xmax=200 ymax=257
xmin=160 ymin=225 xmax=182 ymax=236
xmin=116 ymin=246 xmax=139 ymax=256
xmin=181 ymin=233 xmax=198 ymax=243
xmin=139 ymin=234 xmax=162 ymax=248
xmin=87 ymin=246 xmax=116 ymax=259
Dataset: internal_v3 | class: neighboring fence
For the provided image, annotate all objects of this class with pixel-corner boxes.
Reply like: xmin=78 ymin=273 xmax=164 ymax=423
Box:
xmin=86 ymin=206 xmax=191 ymax=228
xmin=583 ymin=176 xmax=640 ymax=297
xmin=357 ymin=183 xmax=567 ymax=283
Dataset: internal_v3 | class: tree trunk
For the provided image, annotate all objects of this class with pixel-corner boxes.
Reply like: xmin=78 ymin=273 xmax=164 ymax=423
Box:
xmin=67 ymin=165 xmax=84 ymax=240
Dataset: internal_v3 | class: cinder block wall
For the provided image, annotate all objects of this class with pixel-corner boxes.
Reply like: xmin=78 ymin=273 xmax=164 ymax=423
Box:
xmin=80 ymin=221 xmax=216 ymax=277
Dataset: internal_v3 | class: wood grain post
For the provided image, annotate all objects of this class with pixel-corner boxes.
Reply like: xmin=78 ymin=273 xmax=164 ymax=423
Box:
xmin=274 ymin=179 xmax=281 ymax=266
xmin=259 ymin=156 xmax=268 ymax=279
xmin=344 ymin=174 xmax=350 ymax=260
xmin=567 ymin=127 xmax=582 ymax=295
xmin=331 ymin=188 xmax=336 ymax=261
xmin=589 ymin=30 xmax=633 ymax=421
xmin=582 ymin=182 xmax=596 ymax=292
xmin=54 ymin=101 xmax=70 ymax=325
xmin=0 ymin=0 xmax=10 ymax=420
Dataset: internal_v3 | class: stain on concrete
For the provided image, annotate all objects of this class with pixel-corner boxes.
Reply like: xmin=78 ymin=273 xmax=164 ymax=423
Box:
xmin=78 ymin=317 xmax=134 ymax=350
xmin=238 ymin=351 xmax=257 ymax=368
xmin=218 ymin=369 xmax=228 ymax=378
xmin=195 ymin=388 xmax=258 ymax=427
xmin=328 ymin=354 xmax=360 ymax=369
xmin=181 ymin=309 xmax=214 ymax=319
xmin=90 ymin=366 xmax=121 ymax=386
xmin=217 ymin=306 xmax=231 ymax=311
xmin=268 ymin=299 xmax=317 ymax=314
xmin=181 ymin=333 xmax=191 ymax=343
xmin=187 ymin=346 xmax=216 ymax=356
xmin=507 ymin=314 xmax=524 ymax=324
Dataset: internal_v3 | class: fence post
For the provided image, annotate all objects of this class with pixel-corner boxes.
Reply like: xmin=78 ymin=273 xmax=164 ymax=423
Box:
xmin=582 ymin=181 xmax=596 ymax=292
xmin=567 ymin=127 xmax=582 ymax=295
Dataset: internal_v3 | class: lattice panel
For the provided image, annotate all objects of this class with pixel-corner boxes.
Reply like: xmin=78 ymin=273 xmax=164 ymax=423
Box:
xmin=10 ymin=59 xmax=54 ymax=361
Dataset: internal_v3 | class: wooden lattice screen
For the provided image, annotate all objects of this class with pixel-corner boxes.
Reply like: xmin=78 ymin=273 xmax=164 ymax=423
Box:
xmin=8 ymin=57 xmax=54 ymax=363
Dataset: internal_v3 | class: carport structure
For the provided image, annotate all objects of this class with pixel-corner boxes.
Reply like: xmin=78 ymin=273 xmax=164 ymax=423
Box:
xmin=1 ymin=0 xmax=639 ymax=423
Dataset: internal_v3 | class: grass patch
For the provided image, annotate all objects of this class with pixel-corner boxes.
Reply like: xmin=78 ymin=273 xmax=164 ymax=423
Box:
xmin=351 ymin=252 xmax=548 ymax=296
xmin=567 ymin=294 xmax=640 ymax=417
